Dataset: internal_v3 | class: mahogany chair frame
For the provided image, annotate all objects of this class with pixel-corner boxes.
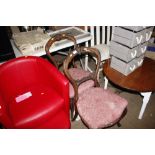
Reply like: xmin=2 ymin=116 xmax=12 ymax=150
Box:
xmin=63 ymin=47 xmax=101 ymax=121
xmin=45 ymin=33 xmax=77 ymax=68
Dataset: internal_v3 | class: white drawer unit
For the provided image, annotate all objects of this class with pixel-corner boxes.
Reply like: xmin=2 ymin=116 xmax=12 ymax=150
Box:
xmin=109 ymin=26 xmax=154 ymax=76
xmin=112 ymin=27 xmax=145 ymax=48
xmin=121 ymin=26 xmax=147 ymax=32
xmin=137 ymin=42 xmax=148 ymax=57
xmin=110 ymin=56 xmax=138 ymax=76
xmin=110 ymin=55 xmax=144 ymax=76
xmin=144 ymin=27 xmax=154 ymax=42
xmin=112 ymin=26 xmax=154 ymax=48
xmin=110 ymin=41 xmax=147 ymax=62
xmin=110 ymin=41 xmax=139 ymax=62
xmin=134 ymin=55 xmax=145 ymax=67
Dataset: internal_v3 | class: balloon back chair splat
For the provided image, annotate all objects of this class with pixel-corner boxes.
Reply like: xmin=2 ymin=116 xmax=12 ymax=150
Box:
xmin=45 ymin=33 xmax=78 ymax=69
xmin=45 ymin=33 xmax=95 ymax=120
xmin=63 ymin=46 xmax=128 ymax=128
xmin=0 ymin=56 xmax=70 ymax=129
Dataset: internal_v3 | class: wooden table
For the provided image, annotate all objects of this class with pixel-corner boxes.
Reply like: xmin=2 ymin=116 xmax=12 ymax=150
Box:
xmin=103 ymin=57 xmax=155 ymax=119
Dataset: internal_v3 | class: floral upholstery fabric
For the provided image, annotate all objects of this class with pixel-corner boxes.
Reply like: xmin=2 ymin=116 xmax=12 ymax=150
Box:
xmin=77 ymin=87 xmax=128 ymax=129
xmin=68 ymin=68 xmax=94 ymax=98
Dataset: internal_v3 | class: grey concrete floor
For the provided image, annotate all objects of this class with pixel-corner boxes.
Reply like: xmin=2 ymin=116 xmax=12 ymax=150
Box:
xmin=71 ymin=85 xmax=155 ymax=129
xmin=71 ymin=62 xmax=155 ymax=129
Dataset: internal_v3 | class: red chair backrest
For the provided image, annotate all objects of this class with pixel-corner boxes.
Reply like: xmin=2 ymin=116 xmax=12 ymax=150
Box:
xmin=0 ymin=56 xmax=51 ymax=104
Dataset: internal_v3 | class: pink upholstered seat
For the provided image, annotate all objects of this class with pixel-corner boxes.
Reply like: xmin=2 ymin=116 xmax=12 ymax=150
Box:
xmin=77 ymin=87 xmax=128 ymax=128
xmin=69 ymin=68 xmax=94 ymax=98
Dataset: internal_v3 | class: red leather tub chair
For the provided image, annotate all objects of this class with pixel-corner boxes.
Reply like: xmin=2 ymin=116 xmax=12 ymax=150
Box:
xmin=0 ymin=56 xmax=70 ymax=129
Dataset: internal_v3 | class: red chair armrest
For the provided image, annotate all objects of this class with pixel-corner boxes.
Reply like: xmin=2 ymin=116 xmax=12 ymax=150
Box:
xmin=39 ymin=59 xmax=69 ymax=113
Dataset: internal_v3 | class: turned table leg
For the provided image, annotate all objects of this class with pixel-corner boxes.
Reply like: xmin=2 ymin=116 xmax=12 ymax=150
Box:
xmin=138 ymin=92 xmax=152 ymax=119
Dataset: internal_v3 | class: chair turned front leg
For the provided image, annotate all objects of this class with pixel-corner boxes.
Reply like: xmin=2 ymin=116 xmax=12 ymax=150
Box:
xmin=104 ymin=76 xmax=108 ymax=89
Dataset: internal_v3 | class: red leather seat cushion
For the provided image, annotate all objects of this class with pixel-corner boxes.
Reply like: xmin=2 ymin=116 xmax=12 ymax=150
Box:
xmin=9 ymin=84 xmax=64 ymax=128
xmin=36 ymin=110 xmax=70 ymax=129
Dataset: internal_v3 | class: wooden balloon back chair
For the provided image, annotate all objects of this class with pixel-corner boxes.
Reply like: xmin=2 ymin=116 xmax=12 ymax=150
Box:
xmin=63 ymin=46 xmax=128 ymax=128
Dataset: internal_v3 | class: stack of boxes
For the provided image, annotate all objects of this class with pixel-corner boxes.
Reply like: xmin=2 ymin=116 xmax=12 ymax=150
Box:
xmin=109 ymin=26 xmax=154 ymax=76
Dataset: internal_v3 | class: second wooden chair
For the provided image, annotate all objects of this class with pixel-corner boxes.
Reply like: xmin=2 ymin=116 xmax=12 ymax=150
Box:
xmin=45 ymin=33 xmax=95 ymax=120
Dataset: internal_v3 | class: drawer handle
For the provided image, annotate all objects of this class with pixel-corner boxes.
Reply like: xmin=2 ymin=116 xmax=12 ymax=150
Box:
xmin=137 ymin=59 xmax=144 ymax=66
xmin=141 ymin=46 xmax=147 ymax=53
xmin=131 ymin=50 xmax=137 ymax=58
xmin=129 ymin=65 xmax=136 ymax=71
xmin=146 ymin=31 xmax=152 ymax=41
xmin=136 ymin=35 xmax=143 ymax=44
